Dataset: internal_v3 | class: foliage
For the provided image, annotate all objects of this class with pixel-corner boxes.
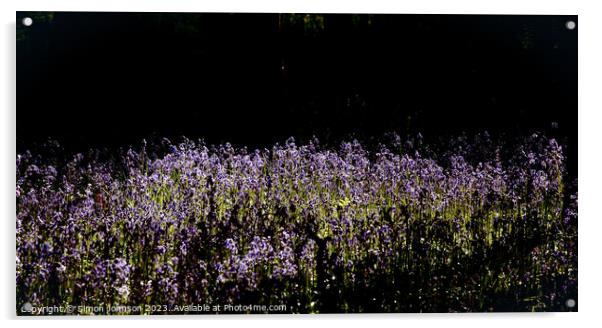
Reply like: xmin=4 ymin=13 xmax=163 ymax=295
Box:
xmin=16 ymin=133 xmax=577 ymax=313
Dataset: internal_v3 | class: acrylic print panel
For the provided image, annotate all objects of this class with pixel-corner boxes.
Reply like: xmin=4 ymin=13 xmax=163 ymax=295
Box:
xmin=16 ymin=12 xmax=577 ymax=314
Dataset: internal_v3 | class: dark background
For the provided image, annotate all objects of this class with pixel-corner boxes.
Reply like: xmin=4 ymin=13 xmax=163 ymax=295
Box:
xmin=17 ymin=13 xmax=577 ymax=157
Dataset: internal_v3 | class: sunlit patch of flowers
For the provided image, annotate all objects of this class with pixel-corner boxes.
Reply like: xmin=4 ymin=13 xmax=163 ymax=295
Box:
xmin=16 ymin=133 xmax=577 ymax=313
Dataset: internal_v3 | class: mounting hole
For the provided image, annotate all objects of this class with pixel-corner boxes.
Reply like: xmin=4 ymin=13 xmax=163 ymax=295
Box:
xmin=22 ymin=17 xmax=33 ymax=27
xmin=566 ymin=20 xmax=576 ymax=30
xmin=566 ymin=298 xmax=576 ymax=308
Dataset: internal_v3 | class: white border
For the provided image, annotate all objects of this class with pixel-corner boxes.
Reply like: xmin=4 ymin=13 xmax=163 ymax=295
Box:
xmin=1 ymin=0 xmax=586 ymax=14
xmin=2 ymin=1 xmax=601 ymax=327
